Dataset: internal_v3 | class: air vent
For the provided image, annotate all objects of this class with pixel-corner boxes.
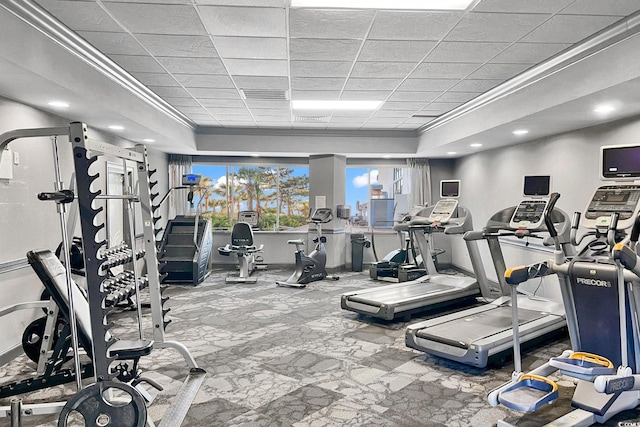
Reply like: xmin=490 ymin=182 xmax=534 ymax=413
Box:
xmin=294 ymin=115 xmax=330 ymax=123
xmin=240 ymin=89 xmax=289 ymax=100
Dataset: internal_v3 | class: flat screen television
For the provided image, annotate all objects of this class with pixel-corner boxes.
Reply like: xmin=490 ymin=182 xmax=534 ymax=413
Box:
xmin=440 ymin=180 xmax=460 ymax=198
xmin=601 ymin=144 xmax=640 ymax=180
xmin=523 ymin=175 xmax=551 ymax=197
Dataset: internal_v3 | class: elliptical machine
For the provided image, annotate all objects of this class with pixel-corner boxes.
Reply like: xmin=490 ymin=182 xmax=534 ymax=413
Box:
xmin=277 ymin=208 xmax=339 ymax=288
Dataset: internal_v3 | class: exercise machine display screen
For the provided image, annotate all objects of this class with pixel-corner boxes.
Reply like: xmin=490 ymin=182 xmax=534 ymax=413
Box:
xmin=440 ymin=180 xmax=460 ymax=198
xmin=583 ymin=185 xmax=640 ymax=229
xmin=601 ymin=145 xmax=640 ymax=180
xmin=523 ymin=175 xmax=551 ymax=196
xmin=182 ymin=174 xmax=201 ymax=186
xmin=510 ymin=200 xmax=549 ymax=229
xmin=428 ymin=199 xmax=458 ymax=223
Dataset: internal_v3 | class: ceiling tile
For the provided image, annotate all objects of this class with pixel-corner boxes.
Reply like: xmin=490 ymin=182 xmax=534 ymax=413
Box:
xmin=451 ymin=79 xmax=503 ymax=92
xmin=371 ymin=110 xmax=416 ymax=118
xmin=560 ymin=0 xmax=640 ymax=16
xmin=225 ymin=59 xmax=288 ymax=76
xmin=521 ymin=15 xmax=621 ymax=43
xmin=135 ymin=35 xmax=217 ymax=57
xmin=369 ymin=11 xmax=462 ymax=41
xmin=359 ymin=40 xmax=437 ymax=62
xmin=446 ymin=13 xmax=550 ymax=42
xmin=34 ymin=0 xmax=123 ymax=32
xmin=404 ymin=117 xmax=437 ymax=124
xmin=290 ymin=39 xmax=362 ymax=61
xmin=351 ymin=62 xmax=417 ymax=79
xmin=149 ymin=86 xmax=192 ymax=98
xmin=422 ymin=102 xmax=463 ymax=111
xmin=291 ymin=61 xmax=353 ymax=78
xmin=195 ymin=0 xmax=286 ymax=5
xmin=102 ymin=2 xmax=206 ymax=35
xmin=291 ymin=91 xmax=341 ymax=100
xmin=219 ymin=121 xmax=256 ymax=127
xmin=132 ymin=72 xmax=180 ymax=87
xmin=472 ymin=0 xmax=573 ymax=14
xmin=344 ymin=78 xmax=402 ymax=91
xmin=435 ymin=92 xmax=479 ymax=103
xmin=214 ymin=37 xmax=287 ymax=59
xmin=177 ymin=106 xmax=210 ymax=114
xmin=251 ymin=111 xmax=291 ymax=118
xmin=425 ymin=42 xmax=510 ymax=63
xmin=77 ymin=31 xmax=146 ymax=55
xmin=188 ymin=87 xmax=241 ymax=99
xmin=232 ymin=76 xmax=289 ymax=90
xmin=291 ymin=77 xmax=346 ymax=91
xmin=174 ymin=74 xmax=235 ymax=88
xmin=244 ymin=100 xmax=290 ymax=109
xmin=467 ymin=63 xmax=532 ymax=80
xmin=205 ymin=107 xmax=249 ymax=115
xmin=163 ymin=97 xmax=202 ymax=107
xmin=396 ymin=123 xmax=423 ymax=129
xmin=410 ymin=62 xmax=480 ymax=79
xmin=289 ymin=9 xmax=374 ymax=39
xmin=381 ymin=101 xmax=429 ymax=111
xmin=199 ymin=6 xmax=286 ymax=37
xmin=199 ymin=99 xmax=247 ymax=108
xmin=387 ymin=91 xmax=441 ymax=102
xmin=330 ymin=110 xmax=373 ymax=117
xmin=490 ymin=42 xmax=571 ymax=63
xmin=214 ymin=113 xmax=254 ymax=120
xmin=157 ymin=57 xmax=226 ymax=74
xmin=397 ymin=79 xmax=458 ymax=92
xmin=341 ymin=91 xmax=392 ymax=100
xmin=254 ymin=116 xmax=292 ymax=122
xmin=330 ymin=117 xmax=368 ymax=123
xmin=365 ymin=117 xmax=407 ymax=123
xmin=109 ymin=54 xmax=165 ymax=73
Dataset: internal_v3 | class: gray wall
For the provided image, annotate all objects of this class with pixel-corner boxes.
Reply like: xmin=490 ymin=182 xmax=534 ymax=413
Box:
xmin=0 ymin=97 xmax=169 ymax=357
xmin=451 ymin=116 xmax=640 ymax=300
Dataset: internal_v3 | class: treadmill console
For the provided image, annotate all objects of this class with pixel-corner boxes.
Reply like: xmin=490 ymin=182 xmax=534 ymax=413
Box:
xmin=427 ymin=199 xmax=458 ymax=224
xmin=509 ymin=199 xmax=549 ymax=229
xmin=582 ymin=185 xmax=640 ymax=230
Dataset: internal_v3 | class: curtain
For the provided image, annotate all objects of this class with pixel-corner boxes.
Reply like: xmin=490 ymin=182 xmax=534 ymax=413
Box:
xmin=406 ymin=158 xmax=431 ymax=207
xmin=168 ymin=154 xmax=192 ymax=218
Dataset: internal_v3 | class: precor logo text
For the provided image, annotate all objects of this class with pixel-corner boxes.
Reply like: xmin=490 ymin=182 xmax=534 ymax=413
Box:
xmin=576 ymin=277 xmax=611 ymax=287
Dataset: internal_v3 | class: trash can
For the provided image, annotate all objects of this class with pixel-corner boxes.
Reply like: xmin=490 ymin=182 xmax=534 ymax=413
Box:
xmin=351 ymin=234 xmax=371 ymax=272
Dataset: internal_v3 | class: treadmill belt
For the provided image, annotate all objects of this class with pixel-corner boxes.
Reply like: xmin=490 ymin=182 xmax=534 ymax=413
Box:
xmin=348 ymin=282 xmax=456 ymax=306
xmin=415 ymin=306 xmax=545 ymax=344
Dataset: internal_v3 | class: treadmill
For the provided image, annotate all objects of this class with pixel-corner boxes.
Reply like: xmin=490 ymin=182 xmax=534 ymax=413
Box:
xmin=406 ymin=176 xmax=574 ymax=368
xmin=341 ymin=180 xmax=496 ymax=321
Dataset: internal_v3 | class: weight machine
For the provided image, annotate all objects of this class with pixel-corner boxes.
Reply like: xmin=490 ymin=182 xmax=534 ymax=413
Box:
xmin=0 ymin=122 xmax=204 ymax=426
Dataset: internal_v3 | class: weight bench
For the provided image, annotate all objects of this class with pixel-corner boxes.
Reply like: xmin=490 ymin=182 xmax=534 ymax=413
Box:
xmin=218 ymin=222 xmax=266 ymax=283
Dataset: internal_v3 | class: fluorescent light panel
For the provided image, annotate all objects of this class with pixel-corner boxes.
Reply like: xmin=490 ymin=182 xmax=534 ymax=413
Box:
xmin=48 ymin=101 xmax=69 ymax=108
xmin=109 ymin=125 xmax=124 ymax=130
xmin=291 ymin=0 xmax=474 ymax=10
xmin=292 ymin=100 xmax=382 ymax=110
xmin=513 ymin=129 xmax=529 ymax=136
xmin=594 ymin=104 xmax=615 ymax=114
xmin=470 ymin=143 xmax=482 ymax=148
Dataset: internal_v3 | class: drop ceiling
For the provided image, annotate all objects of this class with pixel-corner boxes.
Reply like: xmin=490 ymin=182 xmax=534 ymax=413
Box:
xmin=1 ymin=0 xmax=640 ymax=156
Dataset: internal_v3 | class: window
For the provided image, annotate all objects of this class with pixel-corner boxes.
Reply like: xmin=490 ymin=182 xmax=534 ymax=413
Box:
xmin=346 ymin=166 xmax=409 ymax=230
xmin=191 ymin=164 xmax=309 ymax=231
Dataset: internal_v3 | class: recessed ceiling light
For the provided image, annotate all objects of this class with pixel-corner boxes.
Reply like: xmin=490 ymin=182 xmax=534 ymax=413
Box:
xmin=470 ymin=143 xmax=483 ymax=148
xmin=108 ymin=125 xmax=124 ymax=131
xmin=48 ymin=101 xmax=69 ymax=108
xmin=251 ymin=154 xmax=260 ymax=157
xmin=447 ymin=152 xmax=457 ymax=155
xmin=512 ymin=129 xmax=529 ymax=136
xmin=383 ymin=155 xmax=391 ymax=159
xmin=291 ymin=100 xmax=383 ymax=111
xmin=143 ymin=138 xmax=155 ymax=143
xmin=291 ymin=0 xmax=474 ymax=10
xmin=594 ymin=104 xmax=615 ymax=114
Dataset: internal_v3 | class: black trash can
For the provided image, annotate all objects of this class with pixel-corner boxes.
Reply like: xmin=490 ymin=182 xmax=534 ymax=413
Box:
xmin=351 ymin=234 xmax=370 ymax=272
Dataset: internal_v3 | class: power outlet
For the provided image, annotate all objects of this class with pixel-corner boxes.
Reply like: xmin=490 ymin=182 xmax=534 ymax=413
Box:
xmin=13 ymin=151 xmax=19 ymax=165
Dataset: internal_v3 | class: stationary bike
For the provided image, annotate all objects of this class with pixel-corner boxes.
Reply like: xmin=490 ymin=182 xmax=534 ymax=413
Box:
xmin=277 ymin=208 xmax=339 ymax=288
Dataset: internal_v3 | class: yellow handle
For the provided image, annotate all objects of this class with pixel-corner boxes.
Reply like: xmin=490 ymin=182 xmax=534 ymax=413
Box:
xmin=570 ymin=352 xmax=613 ymax=368
xmin=519 ymin=374 xmax=558 ymax=392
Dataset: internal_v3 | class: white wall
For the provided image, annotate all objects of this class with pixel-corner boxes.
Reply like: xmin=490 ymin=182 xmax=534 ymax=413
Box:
xmin=451 ymin=116 xmax=640 ymax=300
xmin=0 ymin=97 xmax=169 ymax=357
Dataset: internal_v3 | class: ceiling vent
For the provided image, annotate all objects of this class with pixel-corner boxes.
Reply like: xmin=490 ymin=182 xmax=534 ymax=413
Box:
xmin=240 ymin=89 xmax=289 ymax=100
xmin=294 ymin=115 xmax=330 ymax=123
xmin=411 ymin=114 xmax=439 ymax=119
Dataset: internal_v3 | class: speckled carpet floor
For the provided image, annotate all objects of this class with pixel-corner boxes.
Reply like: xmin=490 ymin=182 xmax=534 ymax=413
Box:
xmin=2 ymin=267 xmax=640 ymax=426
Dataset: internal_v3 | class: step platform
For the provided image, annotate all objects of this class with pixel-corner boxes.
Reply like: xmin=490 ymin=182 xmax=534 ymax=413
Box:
xmin=549 ymin=352 xmax=615 ymax=381
xmin=498 ymin=374 xmax=559 ymax=412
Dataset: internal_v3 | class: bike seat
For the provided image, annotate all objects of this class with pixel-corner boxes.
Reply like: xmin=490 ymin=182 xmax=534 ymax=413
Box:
xmin=287 ymin=239 xmax=304 ymax=245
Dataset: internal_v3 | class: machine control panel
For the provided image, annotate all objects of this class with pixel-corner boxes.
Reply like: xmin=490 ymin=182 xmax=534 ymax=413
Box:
xmin=509 ymin=199 xmax=549 ymax=229
xmin=582 ymin=185 xmax=640 ymax=229
xmin=427 ymin=199 xmax=458 ymax=223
